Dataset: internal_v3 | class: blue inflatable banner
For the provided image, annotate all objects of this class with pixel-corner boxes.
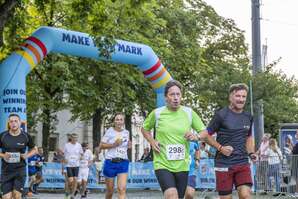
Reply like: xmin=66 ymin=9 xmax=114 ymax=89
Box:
xmin=0 ymin=26 xmax=173 ymax=132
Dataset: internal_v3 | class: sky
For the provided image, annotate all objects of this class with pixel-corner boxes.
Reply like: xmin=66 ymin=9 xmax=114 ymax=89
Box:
xmin=204 ymin=0 xmax=298 ymax=78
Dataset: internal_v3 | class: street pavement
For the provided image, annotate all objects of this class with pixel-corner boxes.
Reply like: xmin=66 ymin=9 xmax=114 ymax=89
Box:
xmin=26 ymin=190 xmax=295 ymax=199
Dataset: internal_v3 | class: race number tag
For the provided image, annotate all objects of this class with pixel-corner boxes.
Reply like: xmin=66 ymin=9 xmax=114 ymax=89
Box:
xmin=214 ymin=167 xmax=229 ymax=172
xmin=80 ymin=160 xmax=88 ymax=167
xmin=29 ymin=161 xmax=36 ymax=166
xmin=166 ymin=144 xmax=185 ymax=160
xmin=6 ymin=152 xmax=21 ymax=163
xmin=68 ymin=155 xmax=78 ymax=165
xmin=116 ymin=147 xmax=126 ymax=159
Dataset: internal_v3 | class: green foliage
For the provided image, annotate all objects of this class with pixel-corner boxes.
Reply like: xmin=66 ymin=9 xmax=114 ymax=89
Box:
xmin=26 ymin=54 xmax=73 ymax=131
xmin=0 ymin=0 xmax=298 ymax=141
xmin=252 ymin=62 xmax=298 ymax=137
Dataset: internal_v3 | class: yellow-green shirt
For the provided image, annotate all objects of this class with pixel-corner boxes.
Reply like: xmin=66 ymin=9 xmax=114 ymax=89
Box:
xmin=143 ymin=106 xmax=205 ymax=172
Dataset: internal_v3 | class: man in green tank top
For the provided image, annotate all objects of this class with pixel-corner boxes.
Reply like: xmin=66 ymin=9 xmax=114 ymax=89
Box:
xmin=142 ymin=80 xmax=233 ymax=199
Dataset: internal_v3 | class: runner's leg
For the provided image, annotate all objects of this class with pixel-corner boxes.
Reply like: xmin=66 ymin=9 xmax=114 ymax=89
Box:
xmin=117 ymin=173 xmax=128 ymax=199
xmin=105 ymin=177 xmax=114 ymax=199
xmin=155 ymin=169 xmax=179 ymax=199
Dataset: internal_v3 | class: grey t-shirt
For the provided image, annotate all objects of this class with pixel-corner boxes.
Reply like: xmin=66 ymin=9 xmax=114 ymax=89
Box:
xmin=207 ymin=107 xmax=253 ymax=168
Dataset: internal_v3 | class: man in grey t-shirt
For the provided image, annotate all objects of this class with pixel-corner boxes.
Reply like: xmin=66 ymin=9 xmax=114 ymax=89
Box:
xmin=207 ymin=83 xmax=257 ymax=199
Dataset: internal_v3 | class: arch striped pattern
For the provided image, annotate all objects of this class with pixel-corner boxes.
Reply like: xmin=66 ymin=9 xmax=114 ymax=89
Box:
xmin=143 ymin=59 xmax=171 ymax=89
xmin=15 ymin=36 xmax=48 ymax=70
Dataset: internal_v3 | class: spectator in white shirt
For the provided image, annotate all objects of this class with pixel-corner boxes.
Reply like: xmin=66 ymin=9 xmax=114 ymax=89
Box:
xmin=256 ymin=133 xmax=271 ymax=191
xmin=264 ymin=138 xmax=282 ymax=192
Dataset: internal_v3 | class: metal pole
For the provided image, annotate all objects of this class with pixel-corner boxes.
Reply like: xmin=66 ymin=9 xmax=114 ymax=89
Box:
xmin=249 ymin=80 xmax=254 ymax=116
xmin=251 ymin=0 xmax=264 ymax=148
xmin=249 ymin=80 xmax=256 ymax=151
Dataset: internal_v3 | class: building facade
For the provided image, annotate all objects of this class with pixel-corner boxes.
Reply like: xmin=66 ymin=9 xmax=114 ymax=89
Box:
xmin=34 ymin=109 xmax=149 ymax=162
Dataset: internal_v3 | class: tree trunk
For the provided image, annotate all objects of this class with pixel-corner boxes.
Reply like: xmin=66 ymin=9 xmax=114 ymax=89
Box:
xmin=125 ymin=114 xmax=132 ymax=161
xmin=0 ymin=0 xmax=18 ymax=47
xmin=92 ymin=108 xmax=102 ymax=150
xmin=42 ymin=108 xmax=51 ymax=161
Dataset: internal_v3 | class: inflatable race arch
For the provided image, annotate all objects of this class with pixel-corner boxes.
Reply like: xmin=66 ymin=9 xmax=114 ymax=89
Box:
xmin=0 ymin=26 xmax=173 ymax=132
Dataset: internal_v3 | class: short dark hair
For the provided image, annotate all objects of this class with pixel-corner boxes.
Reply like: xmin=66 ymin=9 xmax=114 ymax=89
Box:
xmin=8 ymin=113 xmax=20 ymax=119
xmin=82 ymin=142 xmax=88 ymax=148
xmin=113 ymin=112 xmax=125 ymax=121
xmin=229 ymin=83 xmax=249 ymax=94
xmin=71 ymin=133 xmax=78 ymax=138
xmin=164 ymin=80 xmax=183 ymax=96
xmin=66 ymin=133 xmax=72 ymax=142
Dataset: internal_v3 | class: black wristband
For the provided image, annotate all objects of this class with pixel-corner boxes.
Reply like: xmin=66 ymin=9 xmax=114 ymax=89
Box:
xmin=248 ymin=152 xmax=255 ymax=159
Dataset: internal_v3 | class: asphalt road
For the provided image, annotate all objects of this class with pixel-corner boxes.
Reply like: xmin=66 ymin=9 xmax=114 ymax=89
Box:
xmin=25 ymin=190 xmax=296 ymax=199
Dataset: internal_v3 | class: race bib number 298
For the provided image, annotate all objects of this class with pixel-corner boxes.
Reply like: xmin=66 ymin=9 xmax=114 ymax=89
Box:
xmin=166 ymin=144 xmax=185 ymax=160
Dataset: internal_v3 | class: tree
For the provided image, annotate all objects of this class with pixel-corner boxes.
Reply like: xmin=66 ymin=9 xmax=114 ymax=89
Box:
xmin=65 ymin=0 xmax=162 ymax=150
xmin=152 ymin=0 xmax=251 ymax=123
xmin=0 ymin=0 xmax=19 ymax=48
xmin=252 ymin=63 xmax=298 ymax=137
xmin=24 ymin=0 xmax=73 ymax=160
xmin=27 ymin=54 xmax=73 ymax=160
xmin=1 ymin=0 xmax=298 ymax=154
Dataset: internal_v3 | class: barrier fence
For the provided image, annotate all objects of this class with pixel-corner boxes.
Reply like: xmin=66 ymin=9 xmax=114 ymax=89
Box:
xmin=37 ymin=155 xmax=298 ymax=196
xmin=254 ymin=154 xmax=298 ymax=197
